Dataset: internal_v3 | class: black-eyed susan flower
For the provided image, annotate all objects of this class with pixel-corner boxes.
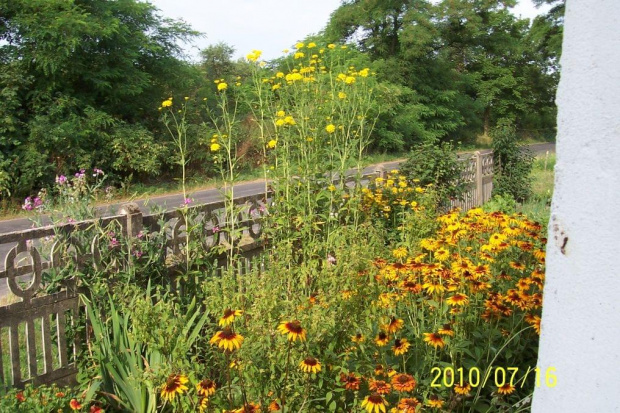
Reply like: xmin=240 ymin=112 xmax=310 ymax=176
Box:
xmin=361 ymin=393 xmax=388 ymax=413
xmin=497 ymin=383 xmax=516 ymax=395
xmin=454 ymin=382 xmax=472 ymax=395
xmin=219 ymin=309 xmax=243 ymax=327
xmin=392 ymin=247 xmax=408 ymax=259
xmin=526 ymin=314 xmax=541 ymax=334
xmin=423 ymin=332 xmax=446 ymax=349
xmin=340 ymin=372 xmax=361 ymax=390
xmin=374 ymin=332 xmax=389 ymax=347
xmin=299 ymin=357 xmax=321 ymax=374
xmin=352 ymin=333 xmax=365 ymax=343
xmin=397 ymin=397 xmax=420 ymax=412
xmin=210 ymin=328 xmax=244 ymax=351
xmin=391 ymin=373 xmax=416 ymax=392
xmin=434 ymin=248 xmax=450 ymax=261
xmin=517 ymin=278 xmax=532 ymax=291
xmin=196 ymin=379 xmax=217 ymax=396
xmin=382 ymin=317 xmax=404 ymax=334
xmin=427 ymin=395 xmax=444 ymax=408
xmin=368 ymin=379 xmax=392 ymax=395
xmin=374 ymin=364 xmax=385 ymax=376
xmin=446 ymin=293 xmax=469 ymax=306
xmin=438 ymin=323 xmax=455 ymax=336
xmin=392 ymin=338 xmax=411 ymax=356
xmin=160 ymin=374 xmax=189 ymax=402
xmin=423 ymin=281 xmax=446 ymax=295
xmin=277 ymin=320 xmax=306 ymax=342
xmin=199 ymin=396 xmax=209 ymax=412
xmin=400 ymin=280 xmax=422 ymax=293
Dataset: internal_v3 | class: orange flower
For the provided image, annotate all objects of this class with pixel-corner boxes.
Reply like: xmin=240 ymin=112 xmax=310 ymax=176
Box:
xmin=368 ymin=379 xmax=392 ymax=395
xmin=398 ymin=397 xmax=420 ymax=412
xmin=340 ymin=372 xmax=361 ymax=391
xmin=70 ymin=399 xmax=82 ymax=410
xmin=391 ymin=373 xmax=416 ymax=392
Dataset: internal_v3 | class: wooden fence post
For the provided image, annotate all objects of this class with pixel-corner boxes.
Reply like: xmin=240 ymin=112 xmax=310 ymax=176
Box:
xmin=118 ymin=202 xmax=143 ymax=238
xmin=474 ymin=151 xmax=483 ymax=206
xmin=374 ymin=165 xmax=386 ymax=180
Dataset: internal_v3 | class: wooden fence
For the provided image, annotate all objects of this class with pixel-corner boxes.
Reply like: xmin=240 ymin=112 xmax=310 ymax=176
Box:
xmin=0 ymin=152 xmax=493 ymax=390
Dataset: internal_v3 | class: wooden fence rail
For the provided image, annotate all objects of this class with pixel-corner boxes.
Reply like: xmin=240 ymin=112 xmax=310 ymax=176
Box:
xmin=0 ymin=152 xmax=493 ymax=390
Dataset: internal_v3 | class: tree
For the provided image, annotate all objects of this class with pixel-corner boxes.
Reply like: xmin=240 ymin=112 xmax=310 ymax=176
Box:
xmin=0 ymin=0 xmax=200 ymax=198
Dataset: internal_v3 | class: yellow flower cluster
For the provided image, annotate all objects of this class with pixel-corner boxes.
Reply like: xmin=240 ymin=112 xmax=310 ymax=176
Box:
xmin=361 ymin=171 xmax=423 ymax=219
xmin=246 ymin=49 xmax=262 ymax=62
xmin=210 ymin=134 xmax=221 ymax=152
xmin=214 ymin=78 xmax=228 ymax=91
xmin=274 ymin=111 xmax=296 ymax=127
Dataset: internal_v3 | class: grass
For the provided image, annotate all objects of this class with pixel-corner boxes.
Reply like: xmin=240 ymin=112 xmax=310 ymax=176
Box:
xmin=518 ymin=152 xmax=555 ymax=225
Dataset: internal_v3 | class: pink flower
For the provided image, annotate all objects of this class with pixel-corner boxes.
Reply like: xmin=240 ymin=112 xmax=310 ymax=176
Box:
xmin=22 ymin=197 xmax=33 ymax=211
xmin=56 ymin=175 xmax=68 ymax=185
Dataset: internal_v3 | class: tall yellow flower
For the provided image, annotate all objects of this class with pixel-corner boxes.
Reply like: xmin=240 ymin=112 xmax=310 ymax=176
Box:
xmin=161 ymin=99 xmax=172 ymax=108
xmin=217 ymin=82 xmax=228 ymax=91
xmin=325 ymin=124 xmax=336 ymax=133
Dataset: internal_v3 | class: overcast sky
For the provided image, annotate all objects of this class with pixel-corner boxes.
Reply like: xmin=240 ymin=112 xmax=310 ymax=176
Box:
xmin=149 ymin=0 xmax=548 ymax=62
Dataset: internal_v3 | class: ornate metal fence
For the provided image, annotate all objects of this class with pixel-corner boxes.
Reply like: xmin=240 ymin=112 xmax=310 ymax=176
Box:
xmin=0 ymin=152 xmax=493 ymax=390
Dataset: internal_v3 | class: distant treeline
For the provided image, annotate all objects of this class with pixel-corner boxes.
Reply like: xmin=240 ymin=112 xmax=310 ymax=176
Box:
xmin=0 ymin=0 xmax=563 ymax=202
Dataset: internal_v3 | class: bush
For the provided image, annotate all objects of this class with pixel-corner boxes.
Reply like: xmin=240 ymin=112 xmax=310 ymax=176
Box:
xmin=491 ymin=120 xmax=534 ymax=202
xmin=398 ymin=140 xmax=469 ymax=205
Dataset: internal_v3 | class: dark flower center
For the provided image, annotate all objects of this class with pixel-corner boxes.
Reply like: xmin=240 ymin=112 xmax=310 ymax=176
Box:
xmin=304 ymin=357 xmax=317 ymax=366
xmin=368 ymin=393 xmax=384 ymax=404
xmin=287 ymin=321 xmax=303 ymax=333
xmin=221 ymin=328 xmax=236 ymax=339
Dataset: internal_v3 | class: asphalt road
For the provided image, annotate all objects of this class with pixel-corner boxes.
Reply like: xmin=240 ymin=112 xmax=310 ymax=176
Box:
xmin=0 ymin=143 xmax=555 ymax=300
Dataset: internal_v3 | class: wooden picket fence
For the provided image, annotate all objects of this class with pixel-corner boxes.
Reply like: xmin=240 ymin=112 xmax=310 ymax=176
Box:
xmin=0 ymin=152 xmax=493 ymax=390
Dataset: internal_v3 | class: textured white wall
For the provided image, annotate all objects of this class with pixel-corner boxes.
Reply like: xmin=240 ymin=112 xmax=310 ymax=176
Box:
xmin=532 ymin=0 xmax=620 ymax=411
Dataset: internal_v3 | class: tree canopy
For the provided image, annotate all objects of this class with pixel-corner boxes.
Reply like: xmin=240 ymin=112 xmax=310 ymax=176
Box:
xmin=0 ymin=0 xmax=200 ymax=197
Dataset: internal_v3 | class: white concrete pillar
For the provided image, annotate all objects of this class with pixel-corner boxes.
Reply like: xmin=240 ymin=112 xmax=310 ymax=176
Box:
xmin=532 ymin=1 xmax=620 ymax=411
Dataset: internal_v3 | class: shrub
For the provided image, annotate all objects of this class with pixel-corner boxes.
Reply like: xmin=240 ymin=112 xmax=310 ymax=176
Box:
xmin=491 ymin=120 xmax=534 ymax=202
xmin=398 ymin=140 xmax=469 ymax=205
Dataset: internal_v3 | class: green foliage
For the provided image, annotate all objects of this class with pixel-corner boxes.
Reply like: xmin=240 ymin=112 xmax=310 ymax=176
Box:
xmin=398 ymin=140 xmax=469 ymax=204
xmin=324 ymin=0 xmax=561 ymax=145
xmin=0 ymin=0 xmax=200 ymax=200
xmin=491 ymin=120 xmax=534 ymax=202
xmin=0 ymin=384 xmax=88 ymax=412
xmin=82 ymin=288 xmax=209 ymax=412
xmin=483 ymin=193 xmax=518 ymax=214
